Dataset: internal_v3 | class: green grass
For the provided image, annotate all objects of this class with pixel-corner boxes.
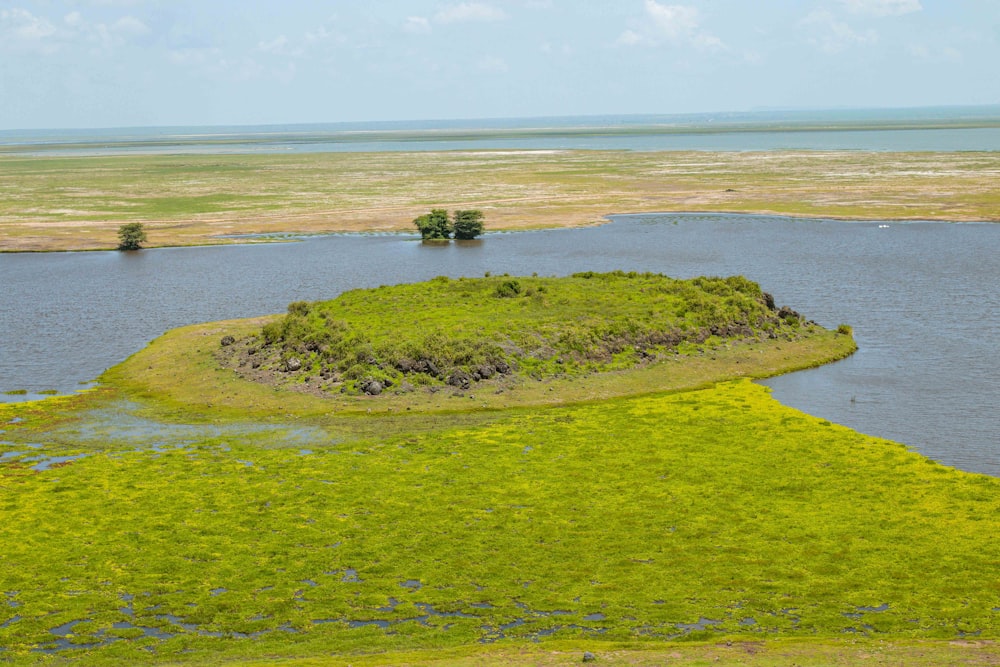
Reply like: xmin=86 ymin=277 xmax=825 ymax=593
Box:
xmin=99 ymin=276 xmax=854 ymax=420
xmin=0 ymin=381 xmax=998 ymax=665
xmin=240 ymin=272 xmax=810 ymax=396
xmin=0 ymin=275 xmax=994 ymax=665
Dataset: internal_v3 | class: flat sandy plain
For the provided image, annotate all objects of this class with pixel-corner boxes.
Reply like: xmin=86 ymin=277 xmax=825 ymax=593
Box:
xmin=2 ymin=149 xmax=999 ymax=251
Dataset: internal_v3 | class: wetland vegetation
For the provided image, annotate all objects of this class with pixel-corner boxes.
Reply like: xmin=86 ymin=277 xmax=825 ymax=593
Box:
xmin=221 ymin=272 xmax=817 ymax=398
xmin=1 ymin=274 xmax=998 ymax=665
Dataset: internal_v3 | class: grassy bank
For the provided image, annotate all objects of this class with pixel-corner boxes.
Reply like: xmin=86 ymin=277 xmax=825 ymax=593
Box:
xmin=2 ymin=149 xmax=999 ymax=251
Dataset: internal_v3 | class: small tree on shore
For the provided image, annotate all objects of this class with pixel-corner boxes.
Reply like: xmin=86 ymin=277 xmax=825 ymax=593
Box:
xmin=413 ymin=209 xmax=452 ymax=240
xmin=453 ymin=209 xmax=485 ymax=240
xmin=117 ymin=222 xmax=147 ymax=251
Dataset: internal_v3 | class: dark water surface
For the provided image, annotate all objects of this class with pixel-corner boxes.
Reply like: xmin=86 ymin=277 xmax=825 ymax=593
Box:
xmin=1 ymin=215 xmax=997 ymax=475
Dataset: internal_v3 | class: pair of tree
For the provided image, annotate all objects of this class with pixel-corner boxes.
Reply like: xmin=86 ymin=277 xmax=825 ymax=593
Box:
xmin=413 ymin=209 xmax=485 ymax=241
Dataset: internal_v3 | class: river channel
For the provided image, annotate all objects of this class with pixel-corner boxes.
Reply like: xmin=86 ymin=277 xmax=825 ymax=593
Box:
xmin=1 ymin=214 xmax=997 ymax=476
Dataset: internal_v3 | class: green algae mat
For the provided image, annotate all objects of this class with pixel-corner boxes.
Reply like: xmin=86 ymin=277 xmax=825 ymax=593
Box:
xmin=0 ymin=275 xmax=998 ymax=665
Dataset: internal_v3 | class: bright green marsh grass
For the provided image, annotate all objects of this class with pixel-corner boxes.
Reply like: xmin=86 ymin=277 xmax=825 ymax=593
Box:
xmin=1 ymin=381 xmax=998 ymax=664
xmin=0 ymin=275 xmax=993 ymax=664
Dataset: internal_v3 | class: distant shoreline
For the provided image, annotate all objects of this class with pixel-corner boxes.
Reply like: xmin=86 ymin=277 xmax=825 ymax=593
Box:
xmin=2 ymin=148 xmax=998 ymax=252
xmin=1 ymin=211 xmax=996 ymax=255
xmin=5 ymin=104 xmax=1000 ymax=151
xmin=4 ymin=120 xmax=1000 ymax=157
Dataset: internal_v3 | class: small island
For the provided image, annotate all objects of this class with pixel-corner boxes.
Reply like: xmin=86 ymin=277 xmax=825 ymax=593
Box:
xmin=213 ymin=271 xmax=854 ymax=405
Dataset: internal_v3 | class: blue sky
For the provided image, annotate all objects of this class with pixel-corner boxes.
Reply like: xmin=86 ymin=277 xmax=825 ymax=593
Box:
xmin=1 ymin=0 xmax=998 ymax=129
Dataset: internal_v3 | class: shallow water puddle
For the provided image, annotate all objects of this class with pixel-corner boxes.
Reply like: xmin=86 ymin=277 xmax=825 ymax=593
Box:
xmin=674 ymin=616 xmax=723 ymax=632
xmin=53 ymin=401 xmax=333 ymax=451
xmin=415 ymin=602 xmax=477 ymax=619
xmin=26 ymin=453 xmax=87 ymax=471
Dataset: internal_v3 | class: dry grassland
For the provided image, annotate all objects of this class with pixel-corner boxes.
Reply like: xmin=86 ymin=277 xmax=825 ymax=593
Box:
xmin=1 ymin=150 xmax=998 ymax=251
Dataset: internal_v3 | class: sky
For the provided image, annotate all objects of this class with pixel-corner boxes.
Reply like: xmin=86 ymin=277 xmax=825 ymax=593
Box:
xmin=1 ymin=0 xmax=999 ymax=129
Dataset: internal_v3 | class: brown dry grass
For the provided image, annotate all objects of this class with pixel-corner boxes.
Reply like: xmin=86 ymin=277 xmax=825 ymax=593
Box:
xmin=2 ymin=150 xmax=999 ymax=252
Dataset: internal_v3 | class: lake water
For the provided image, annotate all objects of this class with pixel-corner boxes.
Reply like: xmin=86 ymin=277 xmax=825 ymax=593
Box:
xmin=4 ymin=127 xmax=1000 ymax=155
xmin=1 ymin=214 xmax=997 ymax=476
xmin=4 ymin=108 xmax=1000 ymax=154
xmin=7 ymin=128 xmax=1000 ymax=155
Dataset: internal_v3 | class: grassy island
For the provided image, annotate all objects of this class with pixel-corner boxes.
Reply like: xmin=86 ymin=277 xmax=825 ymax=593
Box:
xmin=1 ymin=274 xmax=998 ymax=666
xmin=222 ymin=272 xmax=829 ymax=397
xmin=103 ymin=273 xmax=856 ymax=418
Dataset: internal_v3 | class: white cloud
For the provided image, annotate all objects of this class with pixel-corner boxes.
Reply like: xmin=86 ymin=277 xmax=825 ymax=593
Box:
xmin=82 ymin=14 xmax=152 ymax=52
xmin=645 ymin=2 xmax=700 ymax=41
xmin=908 ymin=43 xmax=962 ymax=63
xmin=258 ymin=35 xmax=292 ymax=55
xmin=2 ymin=7 xmax=152 ymax=56
xmin=257 ymin=35 xmax=306 ymax=58
xmin=693 ymin=33 xmax=725 ymax=50
xmin=169 ymin=47 xmax=290 ymax=84
xmin=540 ymin=41 xmax=574 ymax=56
xmin=64 ymin=12 xmax=84 ymax=28
xmin=841 ymin=0 xmax=922 ymax=17
xmin=86 ymin=0 xmax=148 ymax=6
xmin=304 ymin=24 xmax=340 ymax=46
xmin=478 ymin=55 xmax=509 ymax=72
xmin=167 ymin=47 xmax=221 ymax=67
xmin=435 ymin=3 xmax=507 ymax=24
xmin=617 ymin=1 xmax=725 ymax=51
xmin=617 ymin=29 xmax=644 ymax=46
xmin=111 ymin=16 xmax=150 ymax=37
xmin=403 ymin=16 xmax=431 ymax=34
xmin=0 ymin=8 xmax=58 ymax=51
xmin=257 ymin=19 xmax=341 ymax=59
xmin=801 ymin=9 xmax=878 ymax=53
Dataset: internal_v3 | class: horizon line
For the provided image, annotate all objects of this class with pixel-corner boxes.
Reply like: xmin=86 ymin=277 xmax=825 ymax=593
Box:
xmin=3 ymin=103 xmax=1000 ymax=135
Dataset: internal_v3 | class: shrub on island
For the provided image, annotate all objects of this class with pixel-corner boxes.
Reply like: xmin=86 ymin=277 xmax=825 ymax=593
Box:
xmin=219 ymin=272 xmax=827 ymax=397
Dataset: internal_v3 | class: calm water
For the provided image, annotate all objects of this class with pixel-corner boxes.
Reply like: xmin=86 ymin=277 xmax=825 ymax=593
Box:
xmin=4 ymin=128 xmax=1000 ymax=155
xmin=1 ymin=215 xmax=997 ymax=476
xmin=5 ymin=108 xmax=1000 ymax=154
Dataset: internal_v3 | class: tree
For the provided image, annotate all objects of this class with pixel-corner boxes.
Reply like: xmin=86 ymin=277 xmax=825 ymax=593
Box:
xmin=117 ymin=222 xmax=147 ymax=251
xmin=413 ymin=209 xmax=452 ymax=240
xmin=453 ymin=209 xmax=485 ymax=240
